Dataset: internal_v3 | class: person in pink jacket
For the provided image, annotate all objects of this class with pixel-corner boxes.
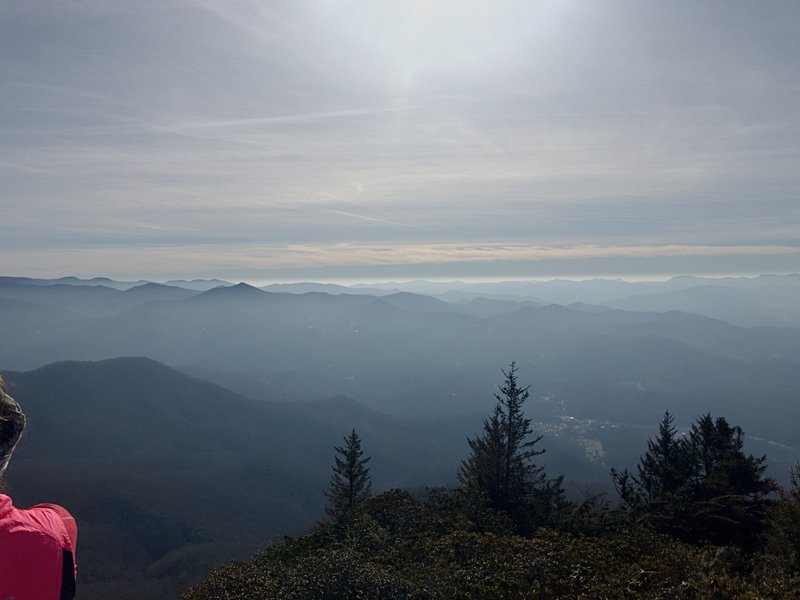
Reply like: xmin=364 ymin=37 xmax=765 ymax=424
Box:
xmin=0 ymin=376 xmax=77 ymax=600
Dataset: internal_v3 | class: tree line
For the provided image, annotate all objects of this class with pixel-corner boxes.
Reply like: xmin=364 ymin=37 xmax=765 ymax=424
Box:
xmin=326 ymin=362 xmax=792 ymax=551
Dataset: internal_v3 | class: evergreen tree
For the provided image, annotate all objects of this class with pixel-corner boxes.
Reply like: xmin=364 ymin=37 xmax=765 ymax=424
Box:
xmin=683 ymin=414 xmax=776 ymax=547
xmin=612 ymin=411 xmax=694 ymax=534
xmin=613 ymin=412 xmax=777 ymax=548
xmin=613 ymin=412 xmax=692 ymax=506
xmin=325 ymin=429 xmax=372 ymax=521
xmin=459 ymin=363 xmax=552 ymax=524
xmin=639 ymin=412 xmax=692 ymax=500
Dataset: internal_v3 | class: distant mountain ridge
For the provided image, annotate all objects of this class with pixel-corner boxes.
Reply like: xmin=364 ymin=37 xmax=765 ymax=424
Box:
xmin=4 ymin=273 xmax=799 ymax=326
xmin=0 ymin=275 xmax=148 ymax=290
xmin=2 ymin=276 xmax=800 ymax=438
xmin=261 ymin=282 xmax=393 ymax=295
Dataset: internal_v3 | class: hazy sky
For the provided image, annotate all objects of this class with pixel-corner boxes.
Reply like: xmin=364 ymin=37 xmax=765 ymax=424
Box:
xmin=1 ymin=0 xmax=799 ymax=281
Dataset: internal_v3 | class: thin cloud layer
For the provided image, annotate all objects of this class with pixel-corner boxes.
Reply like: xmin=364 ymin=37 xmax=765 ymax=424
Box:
xmin=2 ymin=243 xmax=799 ymax=282
xmin=1 ymin=1 xmax=798 ymax=279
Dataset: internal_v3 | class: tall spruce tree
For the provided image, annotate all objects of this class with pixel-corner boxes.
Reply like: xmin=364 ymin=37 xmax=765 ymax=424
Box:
xmin=640 ymin=411 xmax=692 ymax=500
xmin=613 ymin=412 xmax=692 ymax=505
xmin=325 ymin=429 xmax=372 ymax=521
xmin=459 ymin=363 xmax=548 ymax=517
xmin=612 ymin=411 xmax=694 ymax=534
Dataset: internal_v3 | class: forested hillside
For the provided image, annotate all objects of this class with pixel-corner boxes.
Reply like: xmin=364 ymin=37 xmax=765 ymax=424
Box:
xmin=3 ymin=358 xmax=496 ymax=598
xmin=186 ymin=368 xmax=800 ymax=599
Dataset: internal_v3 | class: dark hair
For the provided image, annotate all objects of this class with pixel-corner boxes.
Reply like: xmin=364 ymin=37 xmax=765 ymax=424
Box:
xmin=0 ymin=376 xmax=13 ymax=421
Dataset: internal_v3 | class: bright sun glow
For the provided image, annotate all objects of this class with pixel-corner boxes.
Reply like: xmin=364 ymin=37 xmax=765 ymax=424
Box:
xmin=332 ymin=0 xmax=557 ymax=76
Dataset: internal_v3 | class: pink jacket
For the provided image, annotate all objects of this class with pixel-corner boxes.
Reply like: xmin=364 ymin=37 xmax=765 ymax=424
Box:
xmin=0 ymin=494 xmax=77 ymax=600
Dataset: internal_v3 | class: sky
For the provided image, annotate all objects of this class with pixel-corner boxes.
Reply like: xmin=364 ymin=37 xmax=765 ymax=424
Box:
xmin=1 ymin=0 xmax=799 ymax=282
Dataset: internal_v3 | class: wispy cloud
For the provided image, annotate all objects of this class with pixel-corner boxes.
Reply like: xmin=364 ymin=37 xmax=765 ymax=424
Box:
xmin=154 ymin=106 xmax=412 ymax=133
xmin=3 ymin=243 xmax=798 ymax=281
xmin=326 ymin=210 xmax=399 ymax=225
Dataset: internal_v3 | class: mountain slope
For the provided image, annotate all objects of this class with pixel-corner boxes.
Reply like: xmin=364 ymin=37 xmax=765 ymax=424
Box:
xmin=3 ymin=357 xmax=548 ymax=599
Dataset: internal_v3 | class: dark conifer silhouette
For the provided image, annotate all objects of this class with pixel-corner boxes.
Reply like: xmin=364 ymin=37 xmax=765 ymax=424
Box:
xmin=614 ymin=412 xmax=777 ymax=548
xmin=613 ymin=412 xmax=692 ymax=503
xmin=459 ymin=363 xmax=556 ymax=524
xmin=325 ymin=429 xmax=372 ymax=521
xmin=684 ymin=413 xmax=776 ymax=547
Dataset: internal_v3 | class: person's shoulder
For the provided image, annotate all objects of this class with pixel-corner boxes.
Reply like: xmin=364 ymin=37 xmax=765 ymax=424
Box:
xmin=30 ymin=503 xmax=77 ymax=552
xmin=0 ymin=498 xmax=72 ymax=550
